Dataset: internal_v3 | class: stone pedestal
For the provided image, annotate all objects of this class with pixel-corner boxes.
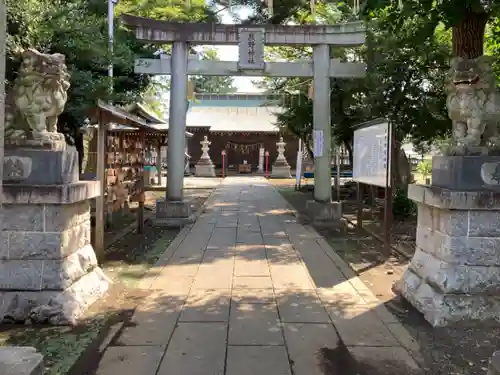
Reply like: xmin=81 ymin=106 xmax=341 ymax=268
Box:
xmin=432 ymin=155 xmax=500 ymax=191
xmin=306 ymin=200 xmax=342 ymax=222
xmin=0 ymin=347 xmax=43 ymax=375
xmin=195 ymin=161 xmax=215 ymax=177
xmin=394 ymin=183 xmax=500 ymax=326
xmin=271 ymin=137 xmax=292 ymax=178
xmin=195 ymin=136 xmax=216 ymax=177
xmin=0 ymin=146 xmax=109 ymax=325
xmin=153 ymin=200 xmax=193 ymax=227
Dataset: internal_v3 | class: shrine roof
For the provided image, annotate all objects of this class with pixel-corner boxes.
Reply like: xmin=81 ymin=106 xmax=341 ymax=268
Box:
xmin=187 ymin=106 xmax=281 ymax=133
xmin=186 ymin=93 xmax=281 ymax=133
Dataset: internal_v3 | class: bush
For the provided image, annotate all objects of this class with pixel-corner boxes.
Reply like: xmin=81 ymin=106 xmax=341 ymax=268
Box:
xmin=392 ymin=187 xmax=416 ymax=218
xmin=416 ymin=159 xmax=432 ymax=180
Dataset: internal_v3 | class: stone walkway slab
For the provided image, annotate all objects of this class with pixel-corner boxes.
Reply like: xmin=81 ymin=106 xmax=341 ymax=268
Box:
xmin=283 ymin=323 xmax=340 ymax=375
xmin=226 ymin=346 xmax=291 ymax=375
xmin=157 ymin=322 xmax=226 ymax=375
xmin=96 ymin=346 xmax=164 ymax=375
xmin=229 ymin=302 xmax=284 ymax=346
xmin=97 ymin=177 xmax=424 ymax=375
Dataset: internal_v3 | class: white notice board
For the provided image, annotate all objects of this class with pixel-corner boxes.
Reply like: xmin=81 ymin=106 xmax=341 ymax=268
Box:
xmin=352 ymin=121 xmax=391 ymax=187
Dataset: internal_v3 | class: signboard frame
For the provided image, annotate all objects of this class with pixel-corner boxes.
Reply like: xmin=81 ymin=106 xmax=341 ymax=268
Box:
xmin=352 ymin=119 xmax=392 ymax=188
xmin=352 ymin=118 xmax=393 ymax=255
xmin=238 ymin=27 xmax=265 ymax=71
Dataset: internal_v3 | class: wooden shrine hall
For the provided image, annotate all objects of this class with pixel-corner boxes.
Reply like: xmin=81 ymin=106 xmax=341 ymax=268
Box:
xmin=186 ymin=93 xmax=298 ymax=173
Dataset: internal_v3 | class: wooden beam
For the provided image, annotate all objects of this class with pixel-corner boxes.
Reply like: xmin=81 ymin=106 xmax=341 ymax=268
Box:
xmin=135 ymin=59 xmax=366 ymax=78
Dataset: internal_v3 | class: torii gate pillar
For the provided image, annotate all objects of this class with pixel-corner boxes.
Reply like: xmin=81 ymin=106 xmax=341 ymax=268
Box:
xmin=122 ymin=15 xmax=366 ymax=225
xmin=167 ymin=41 xmax=188 ymax=202
xmin=312 ymin=44 xmax=331 ymax=202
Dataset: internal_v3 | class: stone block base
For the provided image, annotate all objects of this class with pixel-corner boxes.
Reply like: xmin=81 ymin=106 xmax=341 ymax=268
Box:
xmin=0 ymin=347 xmax=43 ymax=375
xmin=394 ymin=267 xmax=500 ymax=327
xmin=271 ymin=165 xmax=292 ymax=178
xmin=0 ymin=268 xmax=110 ymax=325
xmin=0 ymin=180 xmax=108 ymax=326
xmin=395 ymin=184 xmax=500 ymax=326
xmin=195 ymin=163 xmax=216 ymax=177
xmin=488 ymin=351 xmax=500 ymax=375
xmin=153 ymin=200 xmax=193 ymax=227
xmin=306 ymin=200 xmax=342 ymax=222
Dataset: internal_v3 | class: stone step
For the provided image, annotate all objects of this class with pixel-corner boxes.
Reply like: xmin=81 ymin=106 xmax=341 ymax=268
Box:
xmin=0 ymin=347 xmax=43 ymax=375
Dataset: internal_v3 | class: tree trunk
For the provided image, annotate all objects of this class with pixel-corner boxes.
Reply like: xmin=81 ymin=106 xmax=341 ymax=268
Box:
xmin=344 ymin=142 xmax=353 ymax=166
xmin=452 ymin=8 xmax=489 ymax=59
xmin=392 ymin=141 xmax=411 ymax=189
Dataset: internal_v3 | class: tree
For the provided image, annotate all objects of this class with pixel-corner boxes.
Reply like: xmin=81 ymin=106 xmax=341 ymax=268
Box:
xmin=6 ymin=0 xmax=217 ymax=169
xmin=364 ymin=0 xmax=500 ymax=60
xmin=190 ymin=49 xmax=237 ymax=94
xmin=253 ymin=1 xmax=453 ymax=187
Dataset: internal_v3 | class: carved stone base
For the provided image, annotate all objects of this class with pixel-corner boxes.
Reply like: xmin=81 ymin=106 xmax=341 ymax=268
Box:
xmin=432 ymin=155 xmax=500 ymax=191
xmin=6 ymin=135 xmax=67 ymax=151
xmin=271 ymin=165 xmax=292 ymax=178
xmin=3 ymin=144 xmax=79 ymax=184
xmin=394 ymin=184 xmax=500 ymax=326
xmin=195 ymin=163 xmax=216 ymax=177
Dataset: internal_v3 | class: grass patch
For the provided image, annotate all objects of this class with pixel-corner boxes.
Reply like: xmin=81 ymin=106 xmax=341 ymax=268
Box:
xmin=0 ymin=317 xmax=110 ymax=375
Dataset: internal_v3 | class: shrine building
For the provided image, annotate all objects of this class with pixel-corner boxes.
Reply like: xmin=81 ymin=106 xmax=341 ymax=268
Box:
xmin=186 ymin=93 xmax=299 ymax=172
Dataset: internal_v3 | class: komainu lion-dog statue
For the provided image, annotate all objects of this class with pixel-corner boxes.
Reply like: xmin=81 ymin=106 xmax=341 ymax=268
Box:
xmin=446 ymin=55 xmax=500 ymax=154
xmin=5 ymin=48 xmax=71 ymax=145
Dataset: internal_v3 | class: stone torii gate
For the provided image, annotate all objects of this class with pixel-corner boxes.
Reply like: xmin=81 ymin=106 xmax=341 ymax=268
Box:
xmin=121 ymin=15 xmax=366 ymax=224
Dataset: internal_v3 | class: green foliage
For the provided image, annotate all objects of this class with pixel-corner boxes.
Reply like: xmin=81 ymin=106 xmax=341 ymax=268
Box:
xmin=261 ymin=1 xmax=451 ymax=168
xmin=360 ymin=0 xmax=500 ymax=28
xmin=117 ymin=0 xmax=217 ymax=22
xmin=392 ymin=187 xmax=416 ymax=219
xmin=365 ymin=8 xmax=452 ymax=145
xmin=416 ymin=159 xmax=432 ymax=178
xmin=190 ymin=49 xmax=237 ymax=94
xmin=6 ymin=0 xmax=215 ymax=152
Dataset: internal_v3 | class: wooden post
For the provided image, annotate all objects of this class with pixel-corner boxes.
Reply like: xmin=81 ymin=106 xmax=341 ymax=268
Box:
xmin=383 ymin=128 xmax=394 ymax=256
xmin=106 ymin=130 xmax=113 ymax=228
xmin=137 ymin=129 xmax=145 ymax=233
xmin=156 ymin=139 xmax=162 ymax=185
xmin=95 ymin=111 xmax=107 ymax=262
xmin=356 ymin=182 xmax=363 ymax=229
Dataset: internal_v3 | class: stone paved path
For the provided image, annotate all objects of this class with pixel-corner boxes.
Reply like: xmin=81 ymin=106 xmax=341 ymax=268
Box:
xmin=96 ymin=177 xmax=424 ymax=375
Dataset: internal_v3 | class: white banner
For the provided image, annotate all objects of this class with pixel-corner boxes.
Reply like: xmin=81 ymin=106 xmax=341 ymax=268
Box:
xmin=295 ymin=139 xmax=303 ymax=187
xmin=313 ymin=130 xmax=323 ymax=157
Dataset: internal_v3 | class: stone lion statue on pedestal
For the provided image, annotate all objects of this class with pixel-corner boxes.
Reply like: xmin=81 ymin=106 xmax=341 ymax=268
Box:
xmin=5 ymin=48 xmax=71 ymax=145
xmin=446 ymin=55 xmax=500 ymax=154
